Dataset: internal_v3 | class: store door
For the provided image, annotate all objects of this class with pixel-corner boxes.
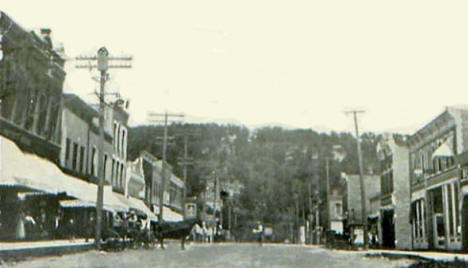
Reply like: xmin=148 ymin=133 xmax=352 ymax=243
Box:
xmin=381 ymin=210 xmax=395 ymax=248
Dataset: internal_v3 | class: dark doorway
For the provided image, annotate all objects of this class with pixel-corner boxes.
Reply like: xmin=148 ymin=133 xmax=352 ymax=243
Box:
xmin=462 ymin=195 xmax=468 ymax=250
xmin=381 ymin=209 xmax=395 ymax=248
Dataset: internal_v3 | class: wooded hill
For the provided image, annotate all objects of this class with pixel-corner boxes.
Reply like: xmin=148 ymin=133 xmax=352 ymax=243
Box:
xmin=128 ymin=123 xmax=381 ymax=236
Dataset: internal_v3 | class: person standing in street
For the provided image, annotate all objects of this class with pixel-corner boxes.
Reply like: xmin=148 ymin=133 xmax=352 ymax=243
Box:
xmin=252 ymin=221 xmax=264 ymax=246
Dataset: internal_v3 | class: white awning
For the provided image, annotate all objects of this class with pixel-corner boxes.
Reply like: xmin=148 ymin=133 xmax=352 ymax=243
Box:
xmin=0 ymin=136 xmax=129 ymax=212
xmin=432 ymin=141 xmax=454 ymax=159
xmin=151 ymin=205 xmax=183 ymax=222
xmin=162 ymin=206 xmax=183 ymax=222
xmin=113 ymin=193 xmax=158 ymax=221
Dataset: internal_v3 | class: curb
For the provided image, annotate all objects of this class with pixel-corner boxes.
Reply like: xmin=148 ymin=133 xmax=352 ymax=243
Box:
xmin=0 ymin=243 xmax=95 ymax=262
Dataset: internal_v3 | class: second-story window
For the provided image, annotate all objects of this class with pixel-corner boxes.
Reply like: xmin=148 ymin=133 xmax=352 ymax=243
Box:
xmin=103 ymin=154 xmax=108 ymax=180
xmin=122 ymin=128 xmax=127 ymax=159
xmin=72 ymin=143 xmax=78 ymax=171
xmin=79 ymin=146 xmax=85 ymax=174
xmin=65 ymin=138 xmax=71 ymax=167
xmin=120 ymin=163 xmax=124 ymax=189
xmin=111 ymin=159 xmax=115 ymax=186
xmin=91 ymin=147 xmax=97 ymax=177
xmin=113 ymin=122 xmax=118 ymax=152
xmin=335 ymin=203 xmax=342 ymax=216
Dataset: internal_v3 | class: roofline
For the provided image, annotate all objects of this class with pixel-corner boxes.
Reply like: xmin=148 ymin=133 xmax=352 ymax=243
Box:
xmin=411 ymin=108 xmax=450 ymax=138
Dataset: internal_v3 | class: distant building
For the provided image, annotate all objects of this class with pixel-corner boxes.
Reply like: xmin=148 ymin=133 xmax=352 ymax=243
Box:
xmin=0 ymin=12 xmax=65 ymax=163
xmin=125 ymin=157 xmax=145 ymax=199
xmin=139 ymin=151 xmax=184 ymax=221
xmin=376 ymin=133 xmax=411 ymax=249
xmin=368 ymin=193 xmax=381 ymax=246
xmin=408 ymin=107 xmax=468 ymax=250
xmin=342 ymin=173 xmax=380 ymax=244
xmin=328 ymin=184 xmax=345 ymax=234
xmin=60 ymin=94 xmax=129 ymax=191
xmin=332 ymin=145 xmax=347 ymax=162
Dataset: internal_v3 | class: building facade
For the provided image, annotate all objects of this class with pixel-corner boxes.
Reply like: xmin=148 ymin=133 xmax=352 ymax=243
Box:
xmin=342 ymin=173 xmax=380 ymax=244
xmin=328 ymin=185 xmax=344 ymax=234
xmin=60 ymin=94 xmax=129 ymax=191
xmin=408 ymin=107 xmax=468 ymax=250
xmin=139 ymin=151 xmax=184 ymax=220
xmin=125 ymin=157 xmax=145 ymax=199
xmin=376 ymin=133 xmax=411 ymax=249
xmin=0 ymin=12 xmax=65 ymax=163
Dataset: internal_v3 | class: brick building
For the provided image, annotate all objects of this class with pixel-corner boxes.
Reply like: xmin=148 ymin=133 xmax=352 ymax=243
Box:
xmin=0 ymin=11 xmax=67 ymax=240
xmin=376 ymin=133 xmax=411 ymax=249
xmin=408 ymin=107 xmax=468 ymax=250
xmin=0 ymin=11 xmax=65 ymax=163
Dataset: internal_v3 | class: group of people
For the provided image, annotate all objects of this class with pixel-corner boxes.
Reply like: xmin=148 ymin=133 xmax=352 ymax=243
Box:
xmin=15 ymin=208 xmax=52 ymax=240
xmin=192 ymin=221 xmax=224 ymax=243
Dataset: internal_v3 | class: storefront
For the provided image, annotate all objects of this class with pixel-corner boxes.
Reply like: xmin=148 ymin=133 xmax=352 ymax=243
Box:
xmin=427 ymin=180 xmax=461 ymax=250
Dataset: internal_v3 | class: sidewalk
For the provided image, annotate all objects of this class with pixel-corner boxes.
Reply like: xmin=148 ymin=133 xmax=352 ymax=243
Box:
xmin=364 ymin=248 xmax=468 ymax=262
xmin=0 ymin=239 xmax=95 ymax=261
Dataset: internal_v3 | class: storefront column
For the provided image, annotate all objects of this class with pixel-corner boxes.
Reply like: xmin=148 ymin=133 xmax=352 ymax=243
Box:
xmin=451 ymin=182 xmax=457 ymax=243
xmin=416 ymin=201 xmax=421 ymax=241
xmin=443 ymin=184 xmax=450 ymax=249
xmin=421 ymin=200 xmax=426 ymax=242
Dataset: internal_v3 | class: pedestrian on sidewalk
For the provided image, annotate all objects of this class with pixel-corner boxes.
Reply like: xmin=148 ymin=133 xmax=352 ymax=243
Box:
xmin=85 ymin=215 xmax=95 ymax=243
xmin=15 ymin=209 xmax=26 ymax=240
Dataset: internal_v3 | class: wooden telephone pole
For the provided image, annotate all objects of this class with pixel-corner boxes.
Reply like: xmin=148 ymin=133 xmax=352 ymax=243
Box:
xmin=75 ymin=47 xmax=131 ymax=249
xmin=325 ymin=158 xmax=330 ymax=231
xmin=345 ymin=109 xmax=367 ymax=247
xmin=176 ymin=131 xmax=200 ymax=218
xmin=147 ymin=111 xmax=184 ymax=248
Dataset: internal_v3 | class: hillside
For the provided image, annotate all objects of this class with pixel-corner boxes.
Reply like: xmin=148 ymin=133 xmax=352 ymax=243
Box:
xmin=128 ymin=123 xmax=382 ymax=230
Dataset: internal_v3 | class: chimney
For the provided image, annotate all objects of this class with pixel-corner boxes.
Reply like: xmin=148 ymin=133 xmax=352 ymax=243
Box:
xmin=40 ymin=28 xmax=53 ymax=49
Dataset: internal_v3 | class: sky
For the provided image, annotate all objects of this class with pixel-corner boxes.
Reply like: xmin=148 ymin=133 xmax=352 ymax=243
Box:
xmin=2 ymin=0 xmax=468 ymax=134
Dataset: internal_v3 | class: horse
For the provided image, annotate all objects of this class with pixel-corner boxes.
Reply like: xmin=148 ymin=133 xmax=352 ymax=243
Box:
xmin=154 ymin=217 xmax=201 ymax=250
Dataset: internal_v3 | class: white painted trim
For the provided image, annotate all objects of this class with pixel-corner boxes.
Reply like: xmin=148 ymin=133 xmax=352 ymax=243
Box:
xmin=460 ymin=184 xmax=468 ymax=196
xmin=426 ymin=177 xmax=458 ymax=191
xmin=411 ymin=190 xmax=425 ymax=202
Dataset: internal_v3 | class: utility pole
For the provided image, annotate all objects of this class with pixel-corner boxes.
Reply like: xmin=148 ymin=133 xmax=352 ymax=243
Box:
xmin=176 ymin=131 xmax=200 ymax=218
xmin=213 ymin=170 xmax=219 ymax=226
xmin=76 ymin=47 xmax=132 ymax=249
xmin=314 ymin=191 xmax=320 ymax=244
xmin=308 ymin=182 xmax=312 ymax=244
xmin=345 ymin=109 xmax=367 ymax=247
xmin=325 ymin=158 xmax=330 ymax=231
xmin=147 ymin=111 xmax=184 ymax=248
